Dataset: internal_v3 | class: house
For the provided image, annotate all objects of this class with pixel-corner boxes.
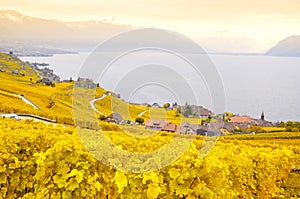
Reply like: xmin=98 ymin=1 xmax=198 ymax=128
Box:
xmin=31 ymin=65 xmax=60 ymax=83
xmin=0 ymin=68 xmax=5 ymax=72
xmin=253 ymin=119 xmax=273 ymax=127
xmin=182 ymin=105 xmax=213 ymax=118
xmin=222 ymin=122 xmax=236 ymax=132
xmin=176 ymin=122 xmax=197 ymax=135
xmin=177 ymin=122 xmax=207 ymax=135
xmin=198 ymin=108 xmax=213 ymax=118
xmin=204 ymin=121 xmax=236 ymax=133
xmin=163 ymin=122 xmax=177 ymax=132
xmin=229 ymin=116 xmax=253 ymax=129
xmin=178 ymin=121 xmax=235 ymax=136
xmin=196 ymin=123 xmax=216 ymax=136
xmin=145 ymin=119 xmax=177 ymax=132
xmin=145 ymin=119 xmax=165 ymax=131
xmin=228 ymin=115 xmax=272 ymax=129
xmin=229 ymin=116 xmax=252 ymax=123
xmin=37 ymin=78 xmax=53 ymax=86
xmin=76 ymin=78 xmax=96 ymax=89
xmin=105 ymin=112 xmax=123 ymax=124
xmin=11 ymin=70 xmax=19 ymax=75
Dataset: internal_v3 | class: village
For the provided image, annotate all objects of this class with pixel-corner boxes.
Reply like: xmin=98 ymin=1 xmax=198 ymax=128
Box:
xmin=101 ymin=103 xmax=273 ymax=136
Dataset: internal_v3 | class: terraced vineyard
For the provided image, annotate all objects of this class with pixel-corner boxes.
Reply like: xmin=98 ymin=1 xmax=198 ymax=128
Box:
xmin=1 ymin=52 xmax=300 ymax=198
xmin=0 ymin=118 xmax=299 ymax=198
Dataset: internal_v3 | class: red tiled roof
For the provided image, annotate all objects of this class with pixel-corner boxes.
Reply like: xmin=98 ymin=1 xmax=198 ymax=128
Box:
xmin=145 ymin=120 xmax=177 ymax=132
xmin=163 ymin=123 xmax=177 ymax=132
xmin=199 ymin=108 xmax=213 ymax=116
xmin=230 ymin=116 xmax=252 ymax=123
xmin=145 ymin=119 xmax=165 ymax=126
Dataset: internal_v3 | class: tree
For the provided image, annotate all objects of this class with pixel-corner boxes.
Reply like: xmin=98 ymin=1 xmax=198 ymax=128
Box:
xmin=183 ymin=102 xmax=192 ymax=117
xmin=246 ymin=126 xmax=266 ymax=133
xmin=163 ymin=103 xmax=170 ymax=109
xmin=175 ymin=110 xmax=180 ymax=117
xmin=200 ymin=119 xmax=204 ymax=125
xmin=135 ymin=117 xmax=144 ymax=125
xmin=99 ymin=115 xmax=106 ymax=121
xmin=278 ymin=122 xmax=285 ymax=127
xmin=225 ymin=112 xmax=234 ymax=117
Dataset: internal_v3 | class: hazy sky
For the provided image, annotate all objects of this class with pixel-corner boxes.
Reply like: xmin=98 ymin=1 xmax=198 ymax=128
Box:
xmin=1 ymin=0 xmax=300 ymax=52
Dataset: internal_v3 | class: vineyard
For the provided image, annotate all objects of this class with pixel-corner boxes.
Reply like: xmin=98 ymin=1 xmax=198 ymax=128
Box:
xmin=1 ymin=53 xmax=300 ymax=198
xmin=0 ymin=52 xmax=214 ymax=130
xmin=0 ymin=118 xmax=300 ymax=198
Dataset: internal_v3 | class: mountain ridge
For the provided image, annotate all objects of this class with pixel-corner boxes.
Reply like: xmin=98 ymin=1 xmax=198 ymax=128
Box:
xmin=0 ymin=10 xmax=132 ymax=55
xmin=266 ymin=35 xmax=300 ymax=57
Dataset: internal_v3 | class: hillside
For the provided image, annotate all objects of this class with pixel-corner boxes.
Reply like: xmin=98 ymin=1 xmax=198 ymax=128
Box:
xmin=0 ymin=10 xmax=132 ymax=55
xmin=0 ymin=52 xmax=204 ymax=127
xmin=266 ymin=35 xmax=300 ymax=57
xmin=0 ymin=52 xmax=108 ymax=124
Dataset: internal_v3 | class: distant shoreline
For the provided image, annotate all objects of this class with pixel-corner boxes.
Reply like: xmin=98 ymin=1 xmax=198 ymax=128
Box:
xmin=17 ymin=51 xmax=300 ymax=58
xmin=14 ymin=51 xmax=79 ymax=57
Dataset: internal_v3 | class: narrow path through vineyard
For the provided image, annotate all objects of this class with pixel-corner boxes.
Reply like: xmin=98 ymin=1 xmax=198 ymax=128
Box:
xmin=89 ymin=94 xmax=107 ymax=115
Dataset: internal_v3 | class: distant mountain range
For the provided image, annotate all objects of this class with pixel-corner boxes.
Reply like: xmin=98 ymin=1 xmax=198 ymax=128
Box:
xmin=0 ymin=10 xmax=132 ymax=55
xmin=0 ymin=10 xmax=216 ymax=55
xmin=0 ymin=10 xmax=299 ymax=57
xmin=266 ymin=35 xmax=300 ymax=57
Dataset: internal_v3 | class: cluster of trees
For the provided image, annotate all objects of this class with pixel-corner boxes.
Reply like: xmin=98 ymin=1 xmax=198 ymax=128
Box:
xmin=135 ymin=117 xmax=144 ymax=125
xmin=244 ymin=126 xmax=266 ymax=134
xmin=278 ymin=121 xmax=300 ymax=132
xmin=182 ymin=103 xmax=193 ymax=117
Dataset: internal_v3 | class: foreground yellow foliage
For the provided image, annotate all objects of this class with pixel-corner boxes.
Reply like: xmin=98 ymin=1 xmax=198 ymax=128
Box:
xmin=0 ymin=118 xmax=299 ymax=198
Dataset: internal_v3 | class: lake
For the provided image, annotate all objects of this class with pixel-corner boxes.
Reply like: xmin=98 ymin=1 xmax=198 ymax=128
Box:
xmin=19 ymin=53 xmax=300 ymax=122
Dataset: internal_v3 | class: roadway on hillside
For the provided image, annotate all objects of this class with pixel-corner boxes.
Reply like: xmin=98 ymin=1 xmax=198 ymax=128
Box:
xmin=138 ymin=110 xmax=148 ymax=117
xmin=18 ymin=115 xmax=58 ymax=126
xmin=0 ymin=89 xmax=40 ymax=110
xmin=89 ymin=94 xmax=149 ymax=118
xmin=89 ymin=94 xmax=107 ymax=115
xmin=17 ymin=94 xmax=40 ymax=110
xmin=1 ymin=113 xmax=58 ymax=125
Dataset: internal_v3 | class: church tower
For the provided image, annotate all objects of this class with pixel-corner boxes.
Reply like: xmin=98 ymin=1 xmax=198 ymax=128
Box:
xmin=261 ymin=112 xmax=265 ymax=121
